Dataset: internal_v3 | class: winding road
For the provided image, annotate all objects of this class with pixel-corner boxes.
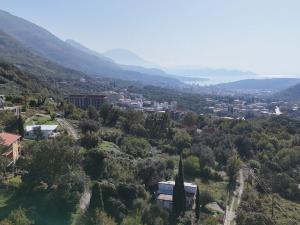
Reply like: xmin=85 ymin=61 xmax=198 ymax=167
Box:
xmin=57 ymin=118 xmax=79 ymax=140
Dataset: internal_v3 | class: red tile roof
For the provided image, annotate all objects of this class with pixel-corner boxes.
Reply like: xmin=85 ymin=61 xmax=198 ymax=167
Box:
xmin=0 ymin=132 xmax=21 ymax=147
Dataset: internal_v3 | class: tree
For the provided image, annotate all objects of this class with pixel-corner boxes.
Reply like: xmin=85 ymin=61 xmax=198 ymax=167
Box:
xmin=184 ymin=156 xmax=200 ymax=177
xmin=23 ymin=137 xmax=81 ymax=188
xmin=195 ymin=186 xmax=200 ymax=221
xmin=79 ymin=120 xmax=100 ymax=133
xmin=0 ymin=156 xmax=9 ymax=181
xmin=88 ymin=106 xmax=98 ymax=120
xmin=173 ymin=156 xmax=186 ymax=219
xmin=226 ymin=154 xmax=242 ymax=187
xmin=182 ymin=112 xmax=197 ymax=127
xmin=235 ymin=136 xmax=253 ymax=159
xmin=90 ymin=182 xmax=104 ymax=211
xmin=80 ymin=132 xmax=99 ymax=149
xmin=99 ymin=103 xmax=111 ymax=123
xmin=173 ymin=129 xmax=192 ymax=152
xmin=17 ymin=115 xmax=24 ymax=137
xmin=121 ymin=136 xmax=151 ymax=158
xmin=91 ymin=210 xmax=116 ymax=225
xmin=57 ymin=169 xmax=87 ymax=211
xmin=83 ymin=148 xmax=106 ymax=180
xmin=33 ymin=126 xmax=43 ymax=141
xmin=2 ymin=208 xmax=33 ymax=225
xmin=122 ymin=213 xmax=143 ymax=225
xmin=199 ymin=191 xmax=214 ymax=209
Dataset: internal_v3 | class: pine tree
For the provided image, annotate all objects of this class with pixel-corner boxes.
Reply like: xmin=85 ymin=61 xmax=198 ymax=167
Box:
xmin=195 ymin=185 xmax=200 ymax=221
xmin=17 ymin=115 xmax=24 ymax=137
xmin=172 ymin=155 xmax=186 ymax=219
xmin=89 ymin=182 xmax=104 ymax=211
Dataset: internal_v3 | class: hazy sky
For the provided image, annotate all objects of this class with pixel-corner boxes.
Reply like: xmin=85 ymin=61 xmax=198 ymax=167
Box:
xmin=1 ymin=0 xmax=300 ymax=75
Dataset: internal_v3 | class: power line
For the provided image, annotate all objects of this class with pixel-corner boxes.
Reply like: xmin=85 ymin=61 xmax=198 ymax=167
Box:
xmin=247 ymin=168 xmax=299 ymax=225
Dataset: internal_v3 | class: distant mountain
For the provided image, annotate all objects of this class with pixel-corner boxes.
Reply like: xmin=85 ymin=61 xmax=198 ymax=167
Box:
xmin=273 ymin=83 xmax=300 ymax=101
xmin=0 ymin=9 xmax=183 ymax=87
xmin=103 ymin=48 xmax=155 ymax=68
xmin=165 ymin=68 xmax=257 ymax=77
xmin=65 ymin=39 xmax=113 ymax=63
xmin=0 ymin=31 xmax=132 ymax=95
xmin=0 ymin=9 xmax=121 ymax=75
xmin=214 ymin=78 xmax=300 ymax=92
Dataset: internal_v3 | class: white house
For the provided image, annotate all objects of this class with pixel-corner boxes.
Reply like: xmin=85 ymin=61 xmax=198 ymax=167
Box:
xmin=157 ymin=181 xmax=197 ymax=210
xmin=25 ymin=125 xmax=58 ymax=139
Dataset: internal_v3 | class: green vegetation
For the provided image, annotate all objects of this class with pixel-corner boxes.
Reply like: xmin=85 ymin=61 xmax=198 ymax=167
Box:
xmin=0 ymin=94 xmax=299 ymax=225
xmin=25 ymin=115 xmax=58 ymax=126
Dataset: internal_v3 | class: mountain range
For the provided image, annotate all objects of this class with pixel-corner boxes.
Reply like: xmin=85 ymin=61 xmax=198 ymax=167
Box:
xmin=0 ymin=9 xmax=183 ymax=88
xmin=273 ymin=83 xmax=300 ymax=101
xmin=214 ymin=78 xmax=300 ymax=93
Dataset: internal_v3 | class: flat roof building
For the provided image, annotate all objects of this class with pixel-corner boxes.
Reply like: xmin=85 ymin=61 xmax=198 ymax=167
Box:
xmin=65 ymin=95 xmax=106 ymax=109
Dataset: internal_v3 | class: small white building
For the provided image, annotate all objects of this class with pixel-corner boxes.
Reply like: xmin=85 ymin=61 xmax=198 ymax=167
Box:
xmin=157 ymin=181 xmax=197 ymax=210
xmin=25 ymin=125 xmax=58 ymax=139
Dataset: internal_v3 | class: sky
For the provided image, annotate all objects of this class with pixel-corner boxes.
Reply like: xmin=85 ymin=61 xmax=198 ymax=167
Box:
xmin=1 ymin=0 xmax=300 ymax=75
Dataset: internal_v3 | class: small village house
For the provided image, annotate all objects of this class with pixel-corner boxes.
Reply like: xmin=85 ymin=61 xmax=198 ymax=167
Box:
xmin=157 ymin=181 xmax=197 ymax=210
xmin=25 ymin=125 xmax=58 ymax=139
xmin=0 ymin=132 xmax=22 ymax=166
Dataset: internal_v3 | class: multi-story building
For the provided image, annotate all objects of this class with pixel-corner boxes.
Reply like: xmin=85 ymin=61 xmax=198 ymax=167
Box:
xmin=65 ymin=95 xmax=106 ymax=109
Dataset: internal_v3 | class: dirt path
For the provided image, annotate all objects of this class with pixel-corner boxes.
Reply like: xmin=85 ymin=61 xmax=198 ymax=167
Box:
xmin=224 ymin=169 xmax=245 ymax=225
xmin=57 ymin=118 xmax=79 ymax=140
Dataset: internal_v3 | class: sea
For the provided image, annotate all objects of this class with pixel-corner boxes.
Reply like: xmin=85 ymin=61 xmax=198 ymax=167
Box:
xmin=184 ymin=75 xmax=300 ymax=86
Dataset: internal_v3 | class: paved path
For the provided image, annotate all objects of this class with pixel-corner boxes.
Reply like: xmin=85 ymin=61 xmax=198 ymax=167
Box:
xmin=224 ymin=169 xmax=245 ymax=225
xmin=57 ymin=118 xmax=79 ymax=140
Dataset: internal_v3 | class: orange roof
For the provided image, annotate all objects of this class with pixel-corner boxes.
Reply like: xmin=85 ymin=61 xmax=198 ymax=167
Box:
xmin=0 ymin=132 xmax=21 ymax=147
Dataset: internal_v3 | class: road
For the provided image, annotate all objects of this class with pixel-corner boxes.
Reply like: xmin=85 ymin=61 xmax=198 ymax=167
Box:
xmin=224 ymin=169 xmax=245 ymax=225
xmin=57 ymin=118 xmax=79 ymax=140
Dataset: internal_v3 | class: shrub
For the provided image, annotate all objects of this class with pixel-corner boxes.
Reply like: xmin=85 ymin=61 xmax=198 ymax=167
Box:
xmin=184 ymin=155 xmax=200 ymax=177
xmin=121 ymin=136 xmax=151 ymax=158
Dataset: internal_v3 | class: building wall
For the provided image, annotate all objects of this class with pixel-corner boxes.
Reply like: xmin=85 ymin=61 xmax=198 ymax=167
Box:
xmin=25 ymin=130 xmax=53 ymax=139
xmin=11 ymin=140 xmax=20 ymax=163
xmin=65 ymin=95 xmax=106 ymax=109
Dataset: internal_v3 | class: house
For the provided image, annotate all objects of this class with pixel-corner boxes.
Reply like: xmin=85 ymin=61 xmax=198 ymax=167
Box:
xmin=0 ymin=106 xmax=21 ymax=116
xmin=25 ymin=125 xmax=58 ymax=139
xmin=0 ymin=132 xmax=22 ymax=166
xmin=157 ymin=181 xmax=197 ymax=210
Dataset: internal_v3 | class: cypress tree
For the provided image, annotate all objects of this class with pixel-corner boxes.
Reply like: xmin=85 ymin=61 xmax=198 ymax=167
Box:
xmin=18 ymin=115 xmax=24 ymax=137
xmin=172 ymin=155 xmax=186 ymax=219
xmin=89 ymin=182 xmax=104 ymax=211
xmin=195 ymin=185 xmax=200 ymax=221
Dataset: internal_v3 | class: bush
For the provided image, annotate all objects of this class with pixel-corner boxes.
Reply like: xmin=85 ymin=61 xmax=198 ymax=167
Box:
xmin=80 ymin=132 xmax=100 ymax=149
xmin=184 ymin=156 xmax=200 ymax=177
xmin=121 ymin=136 xmax=151 ymax=158
xmin=199 ymin=191 xmax=214 ymax=208
xmin=79 ymin=120 xmax=101 ymax=133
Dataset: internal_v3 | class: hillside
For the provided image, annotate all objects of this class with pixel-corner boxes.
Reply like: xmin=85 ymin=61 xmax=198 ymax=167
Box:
xmin=65 ymin=39 xmax=113 ymax=63
xmin=0 ymin=9 xmax=120 ymax=75
xmin=214 ymin=78 xmax=300 ymax=93
xmin=0 ymin=10 xmax=183 ymax=87
xmin=103 ymin=48 xmax=153 ymax=67
xmin=0 ymin=60 xmax=51 ymax=95
xmin=273 ymin=83 xmax=300 ymax=101
xmin=0 ymin=31 xmax=139 ymax=96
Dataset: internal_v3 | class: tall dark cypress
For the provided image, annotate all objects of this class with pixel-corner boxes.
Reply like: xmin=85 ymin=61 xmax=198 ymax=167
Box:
xmin=172 ymin=156 xmax=186 ymax=218
xmin=18 ymin=115 xmax=24 ymax=137
xmin=195 ymin=185 xmax=200 ymax=221
xmin=89 ymin=182 xmax=104 ymax=211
